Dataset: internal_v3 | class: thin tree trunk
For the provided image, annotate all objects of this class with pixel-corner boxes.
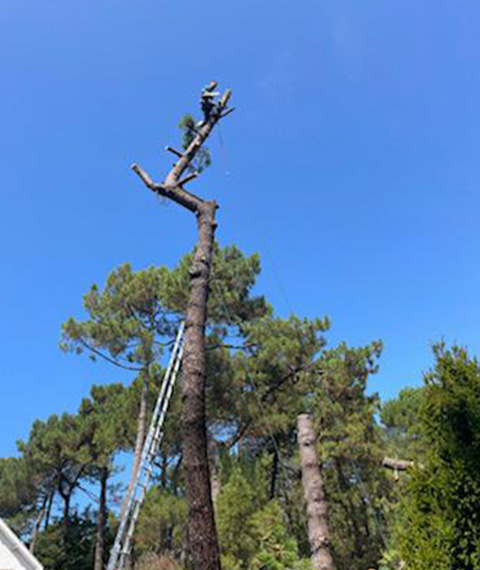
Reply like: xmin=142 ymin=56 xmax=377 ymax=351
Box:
xmin=181 ymin=525 xmax=191 ymax=570
xmin=269 ymin=448 xmax=279 ymax=500
xmin=209 ymin=437 xmax=221 ymax=504
xmin=94 ymin=467 xmax=109 ymax=570
xmin=115 ymin=374 xmax=149 ymax=570
xmin=297 ymin=414 xmax=336 ymax=570
xmin=121 ymin=373 xmax=149 ymax=520
xmin=30 ymin=495 xmax=47 ymax=554
xmin=161 ymin=452 xmax=168 ymax=489
xmin=181 ymin=201 xmax=221 ymax=570
xmin=132 ymin=374 xmax=149 ymax=482
xmin=63 ymin=493 xmax=71 ymax=528
xmin=44 ymin=489 xmax=54 ymax=530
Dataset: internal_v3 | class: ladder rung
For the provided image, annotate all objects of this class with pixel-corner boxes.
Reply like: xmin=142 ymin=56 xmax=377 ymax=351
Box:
xmin=105 ymin=321 xmax=185 ymax=570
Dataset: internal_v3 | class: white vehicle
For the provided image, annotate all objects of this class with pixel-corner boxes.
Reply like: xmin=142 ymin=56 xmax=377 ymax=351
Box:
xmin=0 ymin=519 xmax=43 ymax=570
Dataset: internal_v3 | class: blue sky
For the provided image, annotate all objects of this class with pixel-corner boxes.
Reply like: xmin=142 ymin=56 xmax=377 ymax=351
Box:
xmin=1 ymin=0 xmax=480 ymax=456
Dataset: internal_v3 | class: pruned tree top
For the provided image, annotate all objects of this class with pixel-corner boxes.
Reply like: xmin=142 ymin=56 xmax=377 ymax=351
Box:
xmin=131 ymin=86 xmax=233 ymax=213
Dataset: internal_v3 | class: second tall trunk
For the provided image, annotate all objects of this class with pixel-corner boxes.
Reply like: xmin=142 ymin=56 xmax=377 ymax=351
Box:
xmin=297 ymin=413 xmax=336 ymax=570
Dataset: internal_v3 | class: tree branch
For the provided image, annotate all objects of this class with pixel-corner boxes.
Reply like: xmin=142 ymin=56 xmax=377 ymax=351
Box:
xmin=225 ymin=423 xmax=250 ymax=449
xmin=178 ymin=172 xmax=199 ymax=187
xmin=131 ymin=164 xmax=202 ymax=213
xmin=220 ymin=107 xmax=235 ymax=119
xmin=165 ymin=146 xmax=184 ymax=159
xmin=205 ymin=342 xmax=257 ymax=351
xmin=225 ymin=359 xmax=319 ymax=448
xmin=78 ymin=338 xmax=143 ymax=371
xmin=78 ymin=483 xmax=100 ymax=503
xmin=261 ymin=359 xmax=318 ymax=403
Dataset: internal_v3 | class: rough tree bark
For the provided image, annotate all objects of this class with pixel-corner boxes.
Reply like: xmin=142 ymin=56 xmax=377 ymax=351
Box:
xmin=297 ymin=414 xmax=336 ymax=570
xmin=94 ymin=467 xmax=109 ymax=570
xmin=132 ymin=85 xmax=233 ymax=570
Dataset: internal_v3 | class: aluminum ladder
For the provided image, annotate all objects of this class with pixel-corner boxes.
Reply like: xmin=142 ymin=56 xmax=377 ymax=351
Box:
xmin=106 ymin=322 xmax=185 ymax=570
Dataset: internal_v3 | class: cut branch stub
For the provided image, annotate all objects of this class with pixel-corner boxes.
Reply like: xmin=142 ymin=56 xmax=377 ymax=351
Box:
xmin=382 ymin=457 xmax=414 ymax=473
xmin=178 ymin=172 xmax=199 ymax=187
xmin=382 ymin=457 xmax=415 ymax=482
xmin=165 ymin=146 xmax=184 ymax=159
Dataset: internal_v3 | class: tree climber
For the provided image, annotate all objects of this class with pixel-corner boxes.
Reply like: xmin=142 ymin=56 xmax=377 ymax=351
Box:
xmin=200 ymin=80 xmax=220 ymax=123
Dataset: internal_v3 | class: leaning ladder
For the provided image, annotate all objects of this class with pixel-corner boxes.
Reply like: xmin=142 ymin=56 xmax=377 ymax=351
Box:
xmin=106 ymin=322 xmax=185 ymax=570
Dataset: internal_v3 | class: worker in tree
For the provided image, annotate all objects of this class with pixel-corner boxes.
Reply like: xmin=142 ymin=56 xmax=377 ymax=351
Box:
xmin=200 ymin=80 xmax=220 ymax=123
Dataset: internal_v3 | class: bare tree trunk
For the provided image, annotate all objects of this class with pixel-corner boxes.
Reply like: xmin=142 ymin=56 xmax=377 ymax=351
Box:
xmin=182 ymin=201 xmax=221 ymax=570
xmin=132 ymin=85 xmax=233 ymax=570
xmin=297 ymin=414 xmax=336 ymax=570
xmin=134 ymin=376 xmax=149 ymax=479
xmin=63 ymin=493 xmax=70 ymax=529
xmin=94 ymin=467 xmax=109 ymax=570
xmin=30 ymin=495 xmax=47 ymax=554
xmin=121 ymin=374 xmax=149 ymax=520
xmin=44 ymin=490 xmax=53 ymax=530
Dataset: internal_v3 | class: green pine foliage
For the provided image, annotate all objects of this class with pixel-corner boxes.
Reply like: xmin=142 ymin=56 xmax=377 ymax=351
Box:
xmin=217 ymin=469 xmax=258 ymax=570
xmin=9 ymin=242 xmax=478 ymax=570
xmin=216 ymin=468 xmax=308 ymax=570
xmin=381 ymin=387 xmax=426 ymax=463
xmin=249 ymin=502 xmax=307 ymax=570
xmin=178 ymin=114 xmax=211 ymax=173
xmin=35 ymin=512 xmax=97 ymax=570
xmin=135 ymin=488 xmax=186 ymax=560
xmin=0 ymin=456 xmax=40 ymax=534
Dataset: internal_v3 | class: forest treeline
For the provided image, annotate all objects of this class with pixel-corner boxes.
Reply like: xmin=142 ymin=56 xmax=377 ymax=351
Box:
xmin=2 ymin=245 xmax=480 ymax=570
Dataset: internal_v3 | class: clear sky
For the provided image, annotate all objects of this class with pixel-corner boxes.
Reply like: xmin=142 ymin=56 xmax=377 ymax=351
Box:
xmin=1 ymin=0 xmax=480 ymax=456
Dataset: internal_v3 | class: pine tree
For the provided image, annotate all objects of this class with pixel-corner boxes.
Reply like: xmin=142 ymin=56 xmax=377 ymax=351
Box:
xmin=79 ymin=383 xmax=132 ymax=570
xmin=61 ymin=264 xmax=173 ymax=515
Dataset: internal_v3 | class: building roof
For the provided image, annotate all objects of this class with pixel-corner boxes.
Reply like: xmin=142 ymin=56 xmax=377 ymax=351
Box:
xmin=0 ymin=518 xmax=43 ymax=570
